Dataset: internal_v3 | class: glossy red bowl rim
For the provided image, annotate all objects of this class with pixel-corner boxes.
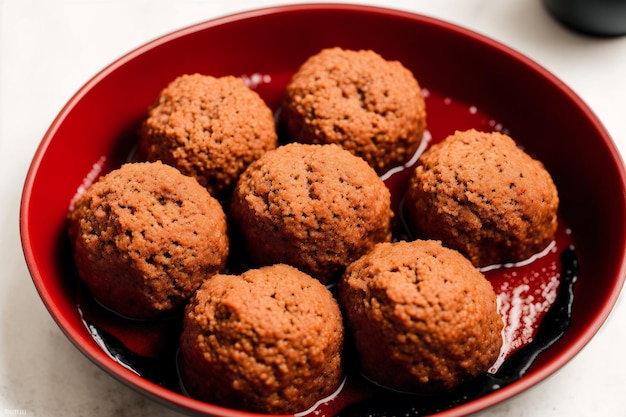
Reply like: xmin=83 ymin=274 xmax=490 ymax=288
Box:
xmin=20 ymin=3 xmax=626 ymax=417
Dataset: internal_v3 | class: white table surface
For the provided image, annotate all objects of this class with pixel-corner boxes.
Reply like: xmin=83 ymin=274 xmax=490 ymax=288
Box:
xmin=2 ymin=1 xmax=625 ymax=416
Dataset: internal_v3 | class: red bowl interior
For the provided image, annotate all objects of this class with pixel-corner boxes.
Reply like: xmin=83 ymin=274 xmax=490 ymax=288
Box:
xmin=20 ymin=4 xmax=626 ymax=417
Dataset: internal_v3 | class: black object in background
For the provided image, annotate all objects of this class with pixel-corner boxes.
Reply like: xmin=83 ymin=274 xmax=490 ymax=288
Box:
xmin=543 ymin=0 xmax=626 ymax=36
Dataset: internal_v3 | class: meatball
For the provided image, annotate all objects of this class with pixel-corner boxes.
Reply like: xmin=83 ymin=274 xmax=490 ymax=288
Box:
xmin=179 ymin=264 xmax=344 ymax=414
xmin=68 ymin=161 xmax=229 ymax=318
xmin=230 ymin=142 xmax=393 ymax=284
xmin=139 ymin=73 xmax=277 ymax=198
xmin=281 ymin=47 xmax=427 ymax=173
xmin=405 ymin=129 xmax=559 ymax=267
xmin=339 ymin=239 xmax=503 ymax=392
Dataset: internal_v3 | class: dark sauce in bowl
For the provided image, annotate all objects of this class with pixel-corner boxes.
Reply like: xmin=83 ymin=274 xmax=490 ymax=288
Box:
xmin=70 ymin=79 xmax=578 ymax=416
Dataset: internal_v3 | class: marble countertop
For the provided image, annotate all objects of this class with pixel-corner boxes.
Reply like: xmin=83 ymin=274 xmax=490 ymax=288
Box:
xmin=2 ymin=1 xmax=625 ymax=416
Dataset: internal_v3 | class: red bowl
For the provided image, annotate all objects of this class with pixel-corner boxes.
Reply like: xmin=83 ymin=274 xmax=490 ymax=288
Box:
xmin=20 ymin=3 xmax=626 ymax=417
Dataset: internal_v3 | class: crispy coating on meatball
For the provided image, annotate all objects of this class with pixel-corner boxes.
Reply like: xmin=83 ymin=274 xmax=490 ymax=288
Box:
xmin=282 ymin=47 xmax=427 ymax=173
xmin=68 ymin=161 xmax=229 ymax=318
xmin=339 ymin=240 xmax=503 ymax=392
xmin=405 ymin=129 xmax=559 ymax=267
xmin=180 ymin=264 xmax=344 ymax=414
xmin=230 ymin=143 xmax=393 ymax=284
xmin=139 ymin=74 xmax=277 ymax=198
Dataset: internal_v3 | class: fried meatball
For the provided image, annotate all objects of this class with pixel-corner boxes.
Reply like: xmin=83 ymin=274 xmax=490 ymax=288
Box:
xmin=281 ymin=47 xmax=427 ymax=173
xmin=405 ymin=129 xmax=559 ymax=267
xmin=139 ymin=73 xmax=277 ymax=198
xmin=68 ymin=161 xmax=229 ymax=318
xmin=179 ymin=264 xmax=344 ymax=414
xmin=230 ymin=142 xmax=393 ymax=284
xmin=339 ymin=240 xmax=503 ymax=392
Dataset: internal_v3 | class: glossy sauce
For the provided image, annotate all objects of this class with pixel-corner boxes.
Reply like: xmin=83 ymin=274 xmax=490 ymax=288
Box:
xmin=73 ymin=79 xmax=577 ymax=416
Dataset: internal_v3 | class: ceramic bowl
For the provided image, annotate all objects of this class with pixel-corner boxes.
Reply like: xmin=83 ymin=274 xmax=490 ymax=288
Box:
xmin=20 ymin=4 xmax=626 ymax=417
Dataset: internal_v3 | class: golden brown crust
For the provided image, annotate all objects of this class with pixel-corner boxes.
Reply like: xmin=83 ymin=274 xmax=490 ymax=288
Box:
xmin=68 ymin=161 xmax=229 ymax=318
xmin=405 ymin=129 xmax=559 ymax=267
xmin=282 ymin=47 xmax=427 ymax=173
xmin=230 ymin=142 xmax=393 ymax=284
xmin=180 ymin=264 xmax=344 ymax=414
xmin=139 ymin=74 xmax=277 ymax=198
xmin=339 ymin=240 xmax=503 ymax=392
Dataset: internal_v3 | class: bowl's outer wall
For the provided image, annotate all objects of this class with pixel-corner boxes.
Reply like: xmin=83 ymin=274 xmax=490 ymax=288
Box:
xmin=20 ymin=4 xmax=626 ymax=417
